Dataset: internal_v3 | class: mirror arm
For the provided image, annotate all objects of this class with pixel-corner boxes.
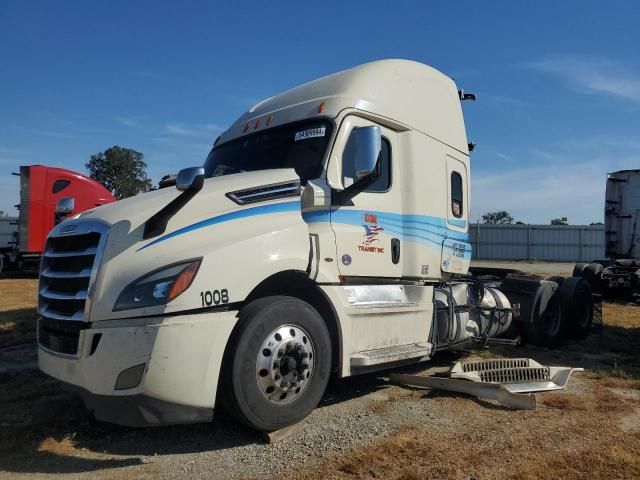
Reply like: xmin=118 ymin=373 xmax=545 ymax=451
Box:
xmin=332 ymin=171 xmax=379 ymax=206
xmin=143 ymin=180 xmax=203 ymax=239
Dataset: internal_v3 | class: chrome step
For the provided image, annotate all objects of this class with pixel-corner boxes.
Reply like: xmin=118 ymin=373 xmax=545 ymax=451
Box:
xmin=351 ymin=343 xmax=431 ymax=367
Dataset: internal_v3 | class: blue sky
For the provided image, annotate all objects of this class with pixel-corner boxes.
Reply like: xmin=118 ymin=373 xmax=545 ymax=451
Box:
xmin=1 ymin=1 xmax=639 ymax=224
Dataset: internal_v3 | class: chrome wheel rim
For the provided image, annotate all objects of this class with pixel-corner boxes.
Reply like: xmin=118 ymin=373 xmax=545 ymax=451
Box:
xmin=256 ymin=324 xmax=315 ymax=405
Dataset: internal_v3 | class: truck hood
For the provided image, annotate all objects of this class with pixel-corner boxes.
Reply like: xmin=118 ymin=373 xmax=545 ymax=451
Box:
xmin=79 ymin=168 xmax=302 ymax=235
xmin=52 ymin=167 xmax=313 ymax=322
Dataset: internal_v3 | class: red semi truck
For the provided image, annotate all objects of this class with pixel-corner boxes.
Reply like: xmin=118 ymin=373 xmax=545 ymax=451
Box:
xmin=0 ymin=165 xmax=115 ymax=273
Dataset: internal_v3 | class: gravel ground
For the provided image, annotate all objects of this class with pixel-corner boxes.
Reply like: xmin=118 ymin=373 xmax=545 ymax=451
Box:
xmin=0 ymin=356 xmax=452 ymax=480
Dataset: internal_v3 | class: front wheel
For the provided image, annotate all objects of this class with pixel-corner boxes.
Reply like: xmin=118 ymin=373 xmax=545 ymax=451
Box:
xmin=219 ymin=296 xmax=332 ymax=431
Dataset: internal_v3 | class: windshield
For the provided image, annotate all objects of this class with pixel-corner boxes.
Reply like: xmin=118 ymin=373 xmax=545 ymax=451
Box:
xmin=203 ymin=119 xmax=333 ymax=183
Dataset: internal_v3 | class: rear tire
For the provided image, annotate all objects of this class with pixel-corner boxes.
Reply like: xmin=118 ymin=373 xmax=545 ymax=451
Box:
xmin=523 ymin=291 xmax=565 ymax=348
xmin=560 ymin=277 xmax=594 ymax=339
xmin=582 ymin=263 xmax=603 ymax=294
xmin=219 ymin=296 xmax=331 ymax=432
xmin=572 ymin=263 xmax=588 ymax=277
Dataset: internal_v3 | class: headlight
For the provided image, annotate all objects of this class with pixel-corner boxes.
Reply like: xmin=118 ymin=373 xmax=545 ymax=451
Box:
xmin=114 ymin=259 xmax=201 ymax=311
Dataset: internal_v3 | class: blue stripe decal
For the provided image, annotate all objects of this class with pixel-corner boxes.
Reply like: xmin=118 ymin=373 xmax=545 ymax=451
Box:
xmin=302 ymin=207 xmax=470 ymax=245
xmin=138 ymin=202 xmax=469 ymax=252
xmin=137 ymin=201 xmax=301 ymax=251
xmin=448 ymin=218 xmax=467 ymax=228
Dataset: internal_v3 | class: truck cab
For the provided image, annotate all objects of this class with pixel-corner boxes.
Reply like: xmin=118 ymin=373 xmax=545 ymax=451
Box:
xmin=37 ymin=60 xmax=511 ymax=431
xmin=0 ymin=165 xmax=115 ymax=272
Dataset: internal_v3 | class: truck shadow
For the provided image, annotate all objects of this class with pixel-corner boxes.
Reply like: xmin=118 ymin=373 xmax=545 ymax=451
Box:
xmin=0 ymin=359 xmax=453 ymax=475
xmin=2 ymin=323 xmax=638 ymax=475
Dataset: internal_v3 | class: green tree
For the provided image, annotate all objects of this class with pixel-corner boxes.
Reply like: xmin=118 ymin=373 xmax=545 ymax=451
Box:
xmin=551 ymin=218 xmax=568 ymax=225
xmin=481 ymin=210 xmax=514 ymax=224
xmin=86 ymin=146 xmax=152 ymax=199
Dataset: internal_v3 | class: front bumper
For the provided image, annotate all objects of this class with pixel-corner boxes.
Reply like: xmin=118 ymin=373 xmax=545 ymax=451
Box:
xmin=62 ymin=380 xmax=213 ymax=427
xmin=38 ymin=310 xmax=238 ymax=427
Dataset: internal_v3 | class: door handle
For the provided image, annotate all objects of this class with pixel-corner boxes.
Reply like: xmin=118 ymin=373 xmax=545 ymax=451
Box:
xmin=391 ymin=238 xmax=400 ymax=264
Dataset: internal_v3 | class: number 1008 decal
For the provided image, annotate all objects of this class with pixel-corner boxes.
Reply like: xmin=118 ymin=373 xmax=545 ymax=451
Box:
xmin=200 ymin=289 xmax=229 ymax=306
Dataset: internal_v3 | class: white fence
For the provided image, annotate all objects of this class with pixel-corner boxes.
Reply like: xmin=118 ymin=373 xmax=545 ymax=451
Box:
xmin=469 ymin=224 xmax=604 ymax=262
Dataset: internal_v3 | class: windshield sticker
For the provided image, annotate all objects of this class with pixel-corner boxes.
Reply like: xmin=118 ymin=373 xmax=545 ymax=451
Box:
xmin=294 ymin=127 xmax=326 ymax=142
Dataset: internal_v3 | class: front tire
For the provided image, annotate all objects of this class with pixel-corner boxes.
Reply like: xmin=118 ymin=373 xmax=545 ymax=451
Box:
xmin=219 ymin=296 xmax=331 ymax=431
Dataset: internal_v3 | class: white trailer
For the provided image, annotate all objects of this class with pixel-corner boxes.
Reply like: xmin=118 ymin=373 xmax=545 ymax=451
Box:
xmin=37 ymin=60 xmax=593 ymax=430
xmin=573 ymin=169 xmax=640 ymax=298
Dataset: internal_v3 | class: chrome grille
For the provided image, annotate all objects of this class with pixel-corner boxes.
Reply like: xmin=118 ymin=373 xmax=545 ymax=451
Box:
xmin=458 ymin=358 xmax=551 ymax=384
xmin=38 ymin=221 xmax=108 ymax=356
xmin=461 ymin=358 xmax=530 ymax=373
xmin=479 ymin=367 xmax=550 ymax=384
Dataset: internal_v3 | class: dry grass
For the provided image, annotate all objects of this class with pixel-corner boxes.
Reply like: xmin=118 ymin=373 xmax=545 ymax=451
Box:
xmin=0 ymin=279 xmax=39 ymax=311
xmin=38 ymin=437 xmax=79 ymax=456
xmin=603 ymin=301 xmax=640 ymax=328
xmin=284 ymin=394 xmax=640 ymax=480
xmin=287 ymin=415 xmax=640 ymax=480
xmin=0 ymin=279 xmax=39 ymax=347
xmin=540 ymin=392 xmax=588 ymax=411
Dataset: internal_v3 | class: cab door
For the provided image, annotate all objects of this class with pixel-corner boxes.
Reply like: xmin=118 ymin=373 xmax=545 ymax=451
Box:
xmin=441 ymin=154 xmax=471 ymax=274
xmin=328 ymin=116 xmax=402 ymax=279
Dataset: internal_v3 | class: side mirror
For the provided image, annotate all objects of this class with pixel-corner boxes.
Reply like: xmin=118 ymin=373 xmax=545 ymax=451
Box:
xmin=176 ymin=167 xmax=205 ymax=192
xmin=55 ymin=197 xmax=75 ymax=216
xmin=55 ymin=197 xmax=75 ymax=225
xmin=354 ymin=126 xmax=381 ymax=178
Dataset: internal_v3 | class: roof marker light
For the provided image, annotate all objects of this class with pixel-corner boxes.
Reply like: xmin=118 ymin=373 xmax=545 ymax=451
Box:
xmin=254 ymin=119 xmax=261 ymax=129
xmin=243 ymin=122 xmax=251 ymax=133
xmin=266 ymin=115 xmax=273 ymax=126
xmin=318 ymin=102 xmax=326 ymax=113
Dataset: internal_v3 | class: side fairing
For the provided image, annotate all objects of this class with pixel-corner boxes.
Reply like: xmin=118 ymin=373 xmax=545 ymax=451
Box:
xmin=399 ymin=131 xmax=472 ymax=278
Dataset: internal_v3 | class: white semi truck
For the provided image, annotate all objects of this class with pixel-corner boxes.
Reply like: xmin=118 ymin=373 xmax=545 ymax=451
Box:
xmin=37 ymin=60 xmax=593 ymax=430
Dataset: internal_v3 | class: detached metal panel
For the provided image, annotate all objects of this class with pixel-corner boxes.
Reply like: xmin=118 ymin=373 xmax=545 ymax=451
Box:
xmin=0 ymin=217 xmax=18 ymax=249
xmin=470 ymin=224 xmax=604 ymax=262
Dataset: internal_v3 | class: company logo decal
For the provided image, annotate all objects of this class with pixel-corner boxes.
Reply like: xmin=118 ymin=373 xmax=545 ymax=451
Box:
xmin=359 ymin=213 xmax=385 ymax=253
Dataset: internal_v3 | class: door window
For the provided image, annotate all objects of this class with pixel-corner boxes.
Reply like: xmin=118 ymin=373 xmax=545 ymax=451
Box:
xmin=451 ymin=171 xmax=463 ymax=218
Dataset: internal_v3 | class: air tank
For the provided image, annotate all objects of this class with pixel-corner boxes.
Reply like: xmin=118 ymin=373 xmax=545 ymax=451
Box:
xmin=433 ymin=282 xmax=512 ymax=347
